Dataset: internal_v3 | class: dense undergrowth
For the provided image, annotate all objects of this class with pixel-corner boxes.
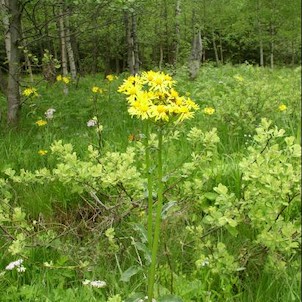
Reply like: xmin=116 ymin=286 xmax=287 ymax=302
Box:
xmin=0 ymin=64 xmax=301 ymax=302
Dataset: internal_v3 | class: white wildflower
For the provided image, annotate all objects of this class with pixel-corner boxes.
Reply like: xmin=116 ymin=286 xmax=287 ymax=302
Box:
xmin=5 ymin=259 xmax=23 ymax=271
xmin=82 ymin=279 xmax=106 ymax=288
xmin=45 ymin=108 xmax=56 ymax=119
xmin=90 ymin=280 xmax=106 ymax=288
xmin=87 ymin=117 xmax=98 ymax=127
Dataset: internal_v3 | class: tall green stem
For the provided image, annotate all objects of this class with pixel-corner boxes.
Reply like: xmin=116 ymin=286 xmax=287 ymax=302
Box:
xmin=145 ymin=122 xmax=153 ymax=249
xmin=147 ymin=126 xmax=164 ymax=302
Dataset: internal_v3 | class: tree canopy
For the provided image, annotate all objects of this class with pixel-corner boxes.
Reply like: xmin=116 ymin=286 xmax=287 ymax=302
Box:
xmin=0 ymin=0 xmax=300 ymax=124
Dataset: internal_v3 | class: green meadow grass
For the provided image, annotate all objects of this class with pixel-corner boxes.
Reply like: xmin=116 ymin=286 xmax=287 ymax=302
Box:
xmin=0 ymin=64 xmax=301 ymax=301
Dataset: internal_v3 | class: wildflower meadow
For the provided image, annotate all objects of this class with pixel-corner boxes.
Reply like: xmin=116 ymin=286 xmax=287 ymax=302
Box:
xmin=0 ymin=64 xmax=301 ymax=302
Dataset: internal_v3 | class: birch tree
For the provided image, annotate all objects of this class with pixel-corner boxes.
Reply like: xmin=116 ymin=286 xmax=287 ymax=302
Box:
xmin=173 ymin=0 xmax=181 ymax=66
xmin=188 ymin=28 xmax=202 ymax=80
xmin=58 ymin=1 xmax=68 ymax=94
xmin=124 ymin=10 xmax=139 ymax=75
xmin=64 ymin=5 xmax=77 ymax=80
xmin=1 ymin=0 xmax=22 ymax=126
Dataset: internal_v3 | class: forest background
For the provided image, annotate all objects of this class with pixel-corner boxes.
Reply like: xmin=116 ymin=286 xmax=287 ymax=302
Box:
xmin=0 ymin=0 xmax=301 ymax=125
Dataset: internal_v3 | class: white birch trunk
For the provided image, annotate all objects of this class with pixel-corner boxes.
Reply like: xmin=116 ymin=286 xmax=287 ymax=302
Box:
xmin=59 ymin=4 xmax=68 ymax=94
xmin=65 ymin=8 xmax=77 ymax=80
xmin=1 ymin=0 xmax=11 ymax=61
xmin=173 ymin=0 xmax=181 ymax=66
xmin=189 ymin=29 xmax=202 ymax=80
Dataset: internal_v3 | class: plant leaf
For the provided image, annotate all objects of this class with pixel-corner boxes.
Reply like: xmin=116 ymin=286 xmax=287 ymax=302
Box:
xmin=120 ymin=265 xmax=142 ymax=282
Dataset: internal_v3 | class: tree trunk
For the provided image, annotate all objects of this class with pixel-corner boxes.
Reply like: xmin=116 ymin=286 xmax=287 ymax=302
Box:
xmin=1 ymin=0 xmax=9 ymax=102
xmin=291 ymin=40 xmax=295 ymax=66
xmin=91 ymin=34 xmax=99 ymax=74
xmin=124 ymin=11 xmax=139 ymax=75
xmin=24 ymin=50 xmax=34 ymax=82
xmin=65 ymin=7 xmax=77 ymax=80
xmin=124 ymin=11 xmax=133 ymax=74
xmin=131 ymin=13 xmax=139 ymax=74
xmin=159 ymin=43 xmax=164 ymax=70
xmin=58 ymin=3 xmax=68 ymax=94
xmin=173 ymin=0 xmax=181 ymax=66
xmin=219 ymin=34 xmax=224 ymax=64
xmin=256 ymin=0 xmax=264 ymax=67
xmin=270 ymin=24 xmax=274 ymax=69
xmin=188 ymin=29 xmax=202 ymax=80
xmin=259 ymin=39 xmax=264 ymax=66
xmin=1 ymin=0 xmax=11 ymax=61
xmin=212 ymin=32 xmax=219 ymax=66
xmin=4 ymin=0 xmax=22 ymax=126
xmin=270 ymin=42 xmax=274 ymax=69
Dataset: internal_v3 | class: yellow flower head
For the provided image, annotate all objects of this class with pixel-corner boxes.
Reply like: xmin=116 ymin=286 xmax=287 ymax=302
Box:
xmin=128 ymin=92 xmax=151 ymax=120
xmin=106 ymin=74 xmax=117 ymax=82
xmin=56 ymin=75 xmax=62 ymax=82
xmin=169 ymin=88 xmax=179 ymax=99
xmin=118 ymin=71 xmax=198 ymax=124
xmin=38 ymin=150 xmax=48 ymax=156
xmin=62 ymin=76 xmax=70 ymax=84
xmin=92 ymin=86 xmax=103 ymax=94
xmin=278 ymin=104 xmax=287 ymax=111
xmin=176 ymin=106 xmax=194 ymax=123
xmin=22 ymin=87 xmax=38 ymax=97
xmin=203 ymin=107 xmax=215 ymax=115
xmin=35 ymin=120 xmax=47 ymax=126
xmin=150 ymin=104 xmax=169 ymax=121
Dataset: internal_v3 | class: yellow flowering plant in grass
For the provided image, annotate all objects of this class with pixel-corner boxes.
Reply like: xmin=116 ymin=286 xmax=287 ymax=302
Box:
xmin=118 ymin=70 xmax=199 ymax=124
xmin=22 ymin=87 xmax=39 ymax=97
xmin=38 ymin=150 xmax=48 ymax=156
xmin=56 ymin=75 xmax=70 ymax=84
xmin=91 ymin=86 xmax=103 ymax=94
xmin=56 ymin=74 xmax=71 ymax=94
xmin=203 ymin=107 xmax=215 ymax=115
xmin=62 ymin=77 xmax=70 ymax=84
xmin=35 ymin=120 xmax=47 ymax=126
xmin=118 ymin=70 xmax=199 ymax=302
xmin=278 ymin=103 xmax=287 ymax=111
xmin=106 ymin=74 xmax=118 ymax=82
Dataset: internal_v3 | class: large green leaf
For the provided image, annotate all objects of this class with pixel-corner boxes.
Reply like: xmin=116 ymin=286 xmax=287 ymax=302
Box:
xmin=120 ymin=265 xmax=142 ymax=282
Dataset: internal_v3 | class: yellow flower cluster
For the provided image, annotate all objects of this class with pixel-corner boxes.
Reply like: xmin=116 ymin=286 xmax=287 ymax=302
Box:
xmin=118 ymin=71 xmax=199 ymax=123
xmin=91 ymin=86 xmax=103 ymax=94
xmin=38 ymin=150 xmax=48 ymax=156
xmin=203 ymin=107 xmax=215 ymax=115
xmin=278 ymin=104 xmax=287 ymax=111
xmin=56 ymin=75 xmax=70 ymax=84
xmin=35 ymin=120 xmax=47 ymax=126
xmin=106 ymin=74 xmax=118 ymax=82
xmin=22 ymin=87 xmax=38 ymax=97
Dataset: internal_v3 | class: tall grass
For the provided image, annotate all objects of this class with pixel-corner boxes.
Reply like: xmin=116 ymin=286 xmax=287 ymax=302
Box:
xmin=0 ymin=64 xmax=300 ymax=301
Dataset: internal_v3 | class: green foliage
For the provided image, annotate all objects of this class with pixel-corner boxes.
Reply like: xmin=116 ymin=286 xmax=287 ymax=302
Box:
xmin=0 ymin=66 xmax=300 ymax=301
